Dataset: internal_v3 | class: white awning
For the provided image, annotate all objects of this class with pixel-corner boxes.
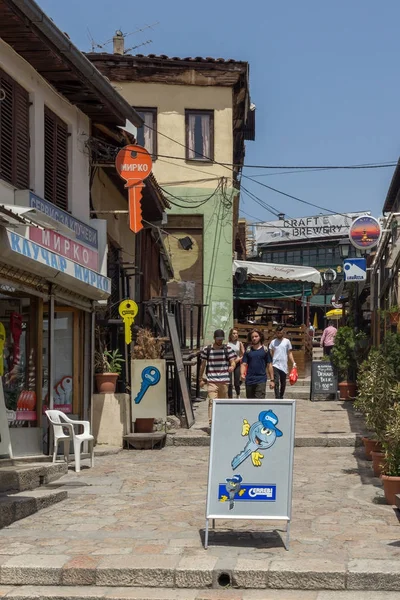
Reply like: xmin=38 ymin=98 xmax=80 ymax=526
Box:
xmin=0 ymin=204 xmax=73 ymax=236
xmin=233 ymin=260 xmax=322 ymax=286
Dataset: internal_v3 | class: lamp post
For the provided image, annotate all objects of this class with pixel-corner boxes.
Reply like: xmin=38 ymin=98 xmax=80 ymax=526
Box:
xmin=323 ymin=268 xmax=336 ymax=320
xmin=338 ymin=239 xmax=363 ymax=329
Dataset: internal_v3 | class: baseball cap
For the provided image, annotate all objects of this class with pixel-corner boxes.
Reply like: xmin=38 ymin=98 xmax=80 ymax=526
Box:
xmin=214 ymin=329 xmax=225 ymax=339
xmin=258 ymin=410 xmax=283 ymax=437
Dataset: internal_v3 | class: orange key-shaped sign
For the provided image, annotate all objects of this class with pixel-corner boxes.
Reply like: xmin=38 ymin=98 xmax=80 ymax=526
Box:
xmin=115 ymin=145 xmax=153 ymax=234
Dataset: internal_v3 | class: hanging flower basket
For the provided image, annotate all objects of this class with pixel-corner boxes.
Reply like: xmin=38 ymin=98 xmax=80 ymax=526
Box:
xmin=389 ymin=312 xmax=400 ymax=325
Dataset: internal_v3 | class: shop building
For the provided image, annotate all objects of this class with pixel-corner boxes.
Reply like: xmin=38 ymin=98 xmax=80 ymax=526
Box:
xmin=0 ymin=0 xmax=144 ymax=457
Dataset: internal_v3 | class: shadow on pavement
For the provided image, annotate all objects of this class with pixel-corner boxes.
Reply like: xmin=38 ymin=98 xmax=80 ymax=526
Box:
xmin=199 ymin=527 xmax=285 ymax=549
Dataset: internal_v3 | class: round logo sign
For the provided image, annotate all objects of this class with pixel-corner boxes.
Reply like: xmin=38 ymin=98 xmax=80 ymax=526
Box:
xmin=331 ymin=296 xmax=342 ymax=309
xmin=349 ymin=215 xmax=381 ymax=251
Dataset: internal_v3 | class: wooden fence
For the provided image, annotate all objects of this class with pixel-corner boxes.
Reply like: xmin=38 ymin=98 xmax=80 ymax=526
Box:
xmin=233 ymin=322 xmax=313 ymax=378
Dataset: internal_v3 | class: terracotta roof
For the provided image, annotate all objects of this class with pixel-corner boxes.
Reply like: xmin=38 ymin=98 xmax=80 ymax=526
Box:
xmin=88 ymin=52 xmax=246 ymax=65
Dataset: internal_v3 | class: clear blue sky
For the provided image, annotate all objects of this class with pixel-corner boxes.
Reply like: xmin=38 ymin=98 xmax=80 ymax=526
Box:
xmin=39 ymin=0 xmax=400 ymax=222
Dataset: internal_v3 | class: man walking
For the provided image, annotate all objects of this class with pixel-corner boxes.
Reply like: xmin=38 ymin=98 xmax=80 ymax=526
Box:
xmin=269 ymin=325 xmax=296 ymax=399
xmin=240 ymin=329 xmax=274 ymax=399
xmin=320 ymin=320 xmax=337 ymax=356
xmin=199 ymin=329 xmax=236 ymax=427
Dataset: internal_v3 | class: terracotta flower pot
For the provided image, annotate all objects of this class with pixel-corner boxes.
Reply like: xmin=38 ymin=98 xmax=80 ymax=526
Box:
xmin=381 ymin=475 xmax=400 ymax=505
xmin=95 ymin=373 xmax=119 ymax=393
xmin=134 ymin=418 xmax=155 ymax=433
xmin=371 ymin=451 xmax=386 ymax=477
xmin=362 ymin=437 xmax=382 ymax=461
xmin=389 ymin=312 xmax=400 ymax=325
xmin=338 ymin=381 xmax=357 ymax=400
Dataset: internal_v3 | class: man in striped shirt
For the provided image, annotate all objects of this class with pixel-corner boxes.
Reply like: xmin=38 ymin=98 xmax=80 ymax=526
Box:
xmin=199 ymin=329 xmax=236 ymax=428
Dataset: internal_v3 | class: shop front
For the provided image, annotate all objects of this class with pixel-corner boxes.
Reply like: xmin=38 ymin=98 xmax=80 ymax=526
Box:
xmin=0 ymin=196 xmax=110 ymax=458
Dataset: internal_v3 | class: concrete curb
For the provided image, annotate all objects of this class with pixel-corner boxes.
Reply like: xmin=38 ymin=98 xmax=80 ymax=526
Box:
xmin=0 ymin=558 xmax=399 ymax=591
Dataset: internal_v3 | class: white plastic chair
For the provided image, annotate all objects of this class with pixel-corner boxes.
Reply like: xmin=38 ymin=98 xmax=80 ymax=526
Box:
xmin=45 ymin=410 xmax=94 ymax=473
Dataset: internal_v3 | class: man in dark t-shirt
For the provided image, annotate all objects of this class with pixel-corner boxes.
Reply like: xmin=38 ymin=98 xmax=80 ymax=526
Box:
xmin=241 ymin=329 xmax=274 ymax=399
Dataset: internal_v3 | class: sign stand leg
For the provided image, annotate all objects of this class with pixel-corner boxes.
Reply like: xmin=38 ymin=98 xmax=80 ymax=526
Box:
xmin=285 ymin=520 xmax=291 ymax=551
xmin=204 ymin=519 xmax=209 ymax=549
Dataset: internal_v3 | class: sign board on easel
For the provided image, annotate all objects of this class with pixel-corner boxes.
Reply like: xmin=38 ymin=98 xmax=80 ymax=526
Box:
xmin=310 ymin=361 xmax=338 ymax=401
xmin=205 ymin=399 xmax=295 ymax=550
xmin=0 ymin=378 xmax=13 ymax=458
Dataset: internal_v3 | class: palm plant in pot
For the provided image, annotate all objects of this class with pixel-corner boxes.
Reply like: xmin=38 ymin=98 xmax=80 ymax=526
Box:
xmin=331 ymin=327 xmax=367 ymax=400
xmin=94 ymin=348 xmax=124 ymax=393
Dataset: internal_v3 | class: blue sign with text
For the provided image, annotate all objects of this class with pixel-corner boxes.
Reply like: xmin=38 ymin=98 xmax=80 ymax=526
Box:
xmin=343 ymin=258 xmax=367 ymax=282
xmin=218 ymin=483 xmax=276 ymax=502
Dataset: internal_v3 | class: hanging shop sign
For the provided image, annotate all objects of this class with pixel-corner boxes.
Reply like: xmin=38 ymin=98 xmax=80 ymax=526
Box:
xmin=7 ymin=231 xmax=110 ymax=294
xmin=115 ymin=144 xmax=153 ymax=234
xmin=118 ymin=299 xmax=138 ymax=344
xmin=205 ymin=399 xmax=296 ymax=550
xmin=343 ymin=257 xmax=367 ymax=282
xmin=29 ymin=228 xmax=98 ymax=270
xmin=349 ymin=215 xmax=381 ymax=251
xmin=255 ymin=212 xmax=368 ymax=245
xmin=21 ymin=191 xmax=98 ymax=249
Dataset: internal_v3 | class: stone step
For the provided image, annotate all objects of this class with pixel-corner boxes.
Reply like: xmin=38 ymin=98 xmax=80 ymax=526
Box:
xmin=2 ymin=587 xmax=400 ymax=600
xmin=0 ymin=558 xmax=399 ymax=593
xmin=0 ymin=488 xmax=67 ymax=528
xmin=168 ymin=431 xmax=363 ymax=448
xmin=0 ymin=462 xmax=68 ymax=493
xmin=264 ymin=388 xmax=310 ymax=399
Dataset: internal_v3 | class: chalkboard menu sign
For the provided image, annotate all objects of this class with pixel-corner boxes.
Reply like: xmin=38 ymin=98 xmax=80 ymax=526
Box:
xmin=310 ymin=361 xmax=338 ymax=401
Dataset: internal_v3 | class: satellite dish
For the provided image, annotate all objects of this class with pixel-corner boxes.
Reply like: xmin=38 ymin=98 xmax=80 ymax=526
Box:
xmin=234 ymin=267 xmax=248 ymax=286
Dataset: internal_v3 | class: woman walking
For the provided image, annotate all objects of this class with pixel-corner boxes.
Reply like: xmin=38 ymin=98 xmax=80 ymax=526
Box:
xmin=227 ymin=328 xmax=244 ymax=398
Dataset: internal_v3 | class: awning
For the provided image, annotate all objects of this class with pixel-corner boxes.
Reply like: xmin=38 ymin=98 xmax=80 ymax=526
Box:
xmin=0 ymin=204 xmax=73 ymax=236
xmin=233 ymin=260 xmax=322 ymax=286
xmin=234 ymin=281 xmax=314 ymax=300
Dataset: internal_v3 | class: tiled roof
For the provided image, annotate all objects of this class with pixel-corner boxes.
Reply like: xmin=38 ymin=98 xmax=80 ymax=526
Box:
xmin=89 ymin=52 xmax=246 ymax=65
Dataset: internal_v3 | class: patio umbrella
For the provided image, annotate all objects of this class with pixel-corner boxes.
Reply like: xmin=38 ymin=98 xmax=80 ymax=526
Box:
xmin=325 ymin=308 xmax=345 ymax=319
xmin=313 ymin=312 xmax=318 ymax=329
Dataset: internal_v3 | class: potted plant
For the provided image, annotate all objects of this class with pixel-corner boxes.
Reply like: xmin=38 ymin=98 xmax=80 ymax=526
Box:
xmin=381 ymin=401 xmax=400 ymax=505
xmin=331 ymin=327 xmax=367 ymax=400
xmin=94 ymin=349 xmax=124 ymax=393
xmin=387 ymin=305 xmax=400 ymax=325
xmin=131 ymin=328 xmax=166 ymax=433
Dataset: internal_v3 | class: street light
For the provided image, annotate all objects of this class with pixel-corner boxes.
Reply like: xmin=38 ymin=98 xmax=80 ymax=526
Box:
xmin=323 ymin=268 xmax=336 ymax=318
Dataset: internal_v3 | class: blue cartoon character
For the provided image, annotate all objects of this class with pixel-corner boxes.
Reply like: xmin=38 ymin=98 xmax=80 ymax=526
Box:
xmin=231 ymin=410 xmax=283 ymax=470
xmin=220 ymin=474 xmax=244 ymax=510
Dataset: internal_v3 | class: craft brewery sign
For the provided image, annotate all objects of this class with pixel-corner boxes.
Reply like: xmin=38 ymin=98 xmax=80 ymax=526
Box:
xmin=255 ymin=212 xmax=368 ymax=246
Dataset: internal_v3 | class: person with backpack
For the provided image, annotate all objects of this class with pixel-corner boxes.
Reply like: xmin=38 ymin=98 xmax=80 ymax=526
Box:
xmin=240 ymin=329 xmax=274 ymax=399
xmin=269 ymin=325 xmax=296 ymax=399
xmin=199 ymin=329 xmax=236 ymax=427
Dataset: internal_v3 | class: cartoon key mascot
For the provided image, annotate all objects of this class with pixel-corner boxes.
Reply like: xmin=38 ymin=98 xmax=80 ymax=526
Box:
xmin=231 ymin=410 xmax=283 ymax=470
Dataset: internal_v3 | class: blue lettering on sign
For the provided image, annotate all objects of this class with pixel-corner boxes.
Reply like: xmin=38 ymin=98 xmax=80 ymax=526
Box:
xmin=9 ymin=232 xmax=110 ymax=293
xmin=218 ymin=484 xmax=277 ymax=502
xmin=29 ymin=192 xmax=98 ymax=249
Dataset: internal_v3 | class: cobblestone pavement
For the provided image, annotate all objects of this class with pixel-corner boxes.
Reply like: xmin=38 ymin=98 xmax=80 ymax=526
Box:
xmin=0 ymin=398 xmax=398 ymax=592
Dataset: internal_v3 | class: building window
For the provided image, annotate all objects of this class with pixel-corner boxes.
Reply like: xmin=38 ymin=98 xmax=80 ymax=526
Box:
xmin=185 ymin=110 xmax=214 ymax=161
xmin=135 ymin=108 xmax=157 ymax=158
xmin=0 ymin=69 xmax=30 ymax=189
xmin=44 ymin=107 xmax=69 ymax=211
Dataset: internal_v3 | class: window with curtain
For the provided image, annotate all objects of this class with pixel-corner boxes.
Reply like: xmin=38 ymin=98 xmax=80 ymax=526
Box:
xmin=135 ymin=108 xmax=157 ymax=158
xmin=185 ymin=110 xmax=214 ymax=161
xmin=0 ymin=69 xmax=30 ymax=189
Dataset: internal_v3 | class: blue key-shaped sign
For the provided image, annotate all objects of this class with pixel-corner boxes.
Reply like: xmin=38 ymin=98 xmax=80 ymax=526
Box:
xmin=343 ymin=258 xmax=367 ymax=282
xmin=134 ymin=366 xmax=161 ymax=404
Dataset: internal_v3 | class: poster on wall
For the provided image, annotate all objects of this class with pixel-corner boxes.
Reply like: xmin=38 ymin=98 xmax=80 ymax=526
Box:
xmin=205 ymin=399 xmax=296 ymax=549
xmin=131 ymin=359 xmax=166 ymax=424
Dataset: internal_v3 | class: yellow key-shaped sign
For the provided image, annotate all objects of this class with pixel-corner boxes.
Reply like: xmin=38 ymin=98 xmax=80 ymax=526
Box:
xmin=0 ymin=322 xmax=5 ymax=376
xmin=118 ymin=300 xmax=138 ymax=345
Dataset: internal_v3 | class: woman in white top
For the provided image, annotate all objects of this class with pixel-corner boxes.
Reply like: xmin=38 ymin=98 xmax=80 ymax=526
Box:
xmin=227 ymin=327 xmax=245 ymax=398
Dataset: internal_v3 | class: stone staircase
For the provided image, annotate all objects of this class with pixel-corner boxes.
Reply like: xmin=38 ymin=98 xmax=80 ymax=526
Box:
xmin=0 ymin=461 xmax=68 ymax=528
